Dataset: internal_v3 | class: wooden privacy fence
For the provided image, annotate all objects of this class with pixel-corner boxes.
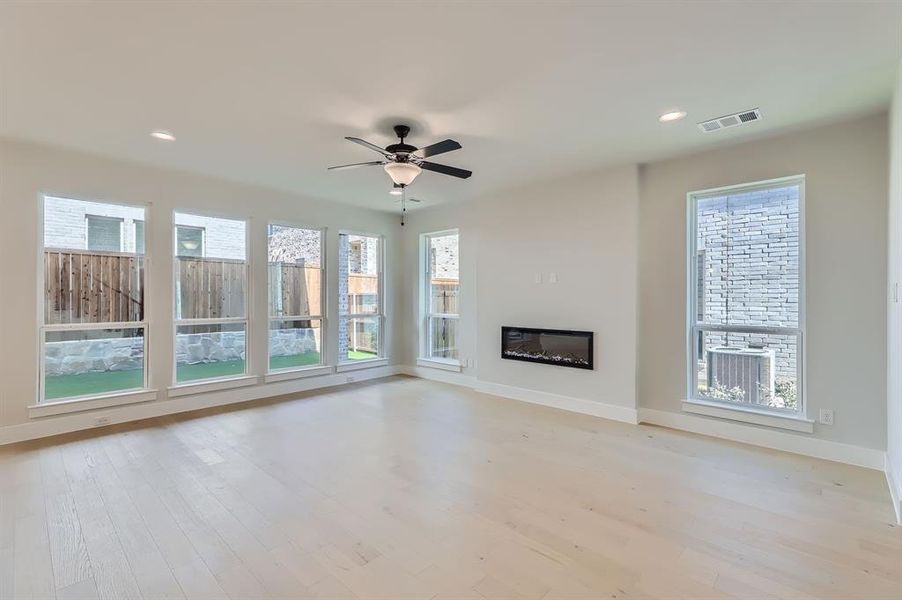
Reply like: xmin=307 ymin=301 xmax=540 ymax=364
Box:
xmin=431 ymin=278 xmax=460 ymax=314
xmin=44 ymin=250 xmax=144 ymax=324
xmin=176 ymin=257 xmax=246 ymax=319
xmin=269 ymin=263 xmax=321 ymax=317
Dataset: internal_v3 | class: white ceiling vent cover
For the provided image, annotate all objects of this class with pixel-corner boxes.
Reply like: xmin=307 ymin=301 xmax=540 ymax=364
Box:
xmin=698 ymin=108 xmax=761 ymax=133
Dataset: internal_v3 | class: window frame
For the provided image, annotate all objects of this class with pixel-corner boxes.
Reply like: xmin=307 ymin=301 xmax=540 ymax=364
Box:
xmin=266 ymin=222 xmax=327 ymax=373
xmin=686 ymin=175 xmax=807 ymax=420
xmin=171 ymin=210 xmax=251 ymax=386
xmin=420 ymin=229 xmax=460 ymax=365
xmin=338 ymin=230 xmax=385 ymax=364
xmin=38 ymin=194 xmax=152 ymax=405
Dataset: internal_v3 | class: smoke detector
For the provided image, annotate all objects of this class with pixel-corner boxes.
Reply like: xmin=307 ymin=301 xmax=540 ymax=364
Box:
xmin=698 ymin=108 xmax=761 ymax=133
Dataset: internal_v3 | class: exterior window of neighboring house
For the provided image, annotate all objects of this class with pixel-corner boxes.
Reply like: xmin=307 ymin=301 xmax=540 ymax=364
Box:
xmin=41 ymin=196 xmax=147 ymax=403
xmin=422 ymin=231 xmax=459 ymax=362
xmin=339 ymin=232 xmax=383 ymax=362
xmin=86 ymin=214 xmax=123 ymax=252
xmin=175 ymin=225 xmax=205 ymax=257
xmin=688 ymin=176 xmax=804 ymax=416
xmin=267 ymin=224 xmax=325 ymax=371
xmin=135 ymin=220 xmax=146 ymax=255
xmin=173 ymin=213 xmax=247 ymax=384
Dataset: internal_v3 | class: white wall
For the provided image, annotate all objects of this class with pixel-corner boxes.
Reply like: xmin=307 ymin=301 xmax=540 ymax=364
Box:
xmin=402 ymin=164 xmax=640 ymax=416
xmin=0 ymin=139 xmax=400 ymax=433
xmin=887 ymin=61 xmax=902 ymax=521
xmin=639 ymin=113 xmax=889 ymax=451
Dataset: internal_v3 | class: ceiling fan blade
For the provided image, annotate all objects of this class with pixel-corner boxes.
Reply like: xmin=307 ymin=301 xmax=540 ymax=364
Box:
xmin=327 ymin=161 xmax=383 ymax=171
xmin=345 ymin=137 xmax=393 ymax=157
xmin=414 ymin=139 xmax=462 ymax=158
xmin=420 ymin=161 xmax=472 ymax=179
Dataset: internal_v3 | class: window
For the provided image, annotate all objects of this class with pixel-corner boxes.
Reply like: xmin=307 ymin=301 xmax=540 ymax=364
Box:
xmin=175 ymin=225 xmax=204 ymax=257
xmin=339 ymin=233 xmax=383 ymax=362
xmin=268 ymin=224 xmax=324 ymax=371
xmin=422 ymin=231 xmax=459 ymax=361
xmin=86 ymin=215 xmax=123 ymax=251
xmin=41 ymin=196 xmax=147 ymax=402
xmin=135 ymin=220 xmax=145 ymax=255
xmin=688 ymin=176 xmax=804 ymax=416
xmin=173 ymin=212 xmax=248 ymax=383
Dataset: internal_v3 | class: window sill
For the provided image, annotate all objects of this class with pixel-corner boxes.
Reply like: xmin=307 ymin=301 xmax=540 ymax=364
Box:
xmin=168 ymin=375 xmax=259 ymax=397
xmin=29 ymin=389 xmax=159 ymax=418
xmin=336 ymin=358 xmax=389 ymax=373
xmin=682 ymin=399 xmax=814 ymax=433
xmin=265 ymin=365 xmax=333 ymax=383
xmin=416 ymin=358 xmax=462 ymax=372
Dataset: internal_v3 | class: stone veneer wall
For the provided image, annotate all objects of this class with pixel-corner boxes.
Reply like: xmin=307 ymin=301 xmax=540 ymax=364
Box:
xmin=45 ymin=329 xmax=320 ymax=376
xmin=697 ymin=185 xmax=800 ymax=380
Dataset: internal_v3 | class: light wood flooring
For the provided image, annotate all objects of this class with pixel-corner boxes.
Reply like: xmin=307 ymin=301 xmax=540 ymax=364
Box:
xmin=1 ymin=375 xmax=900 ymax=599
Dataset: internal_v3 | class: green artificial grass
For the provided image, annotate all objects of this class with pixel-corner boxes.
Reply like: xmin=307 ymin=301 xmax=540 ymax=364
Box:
xmin=176 ymin=359 xmax=246 ymax=383
xmin=269 ymin=351 xmax=322 ymax=371
xmin=44 ymin=369 xmax=144 ymax=400
xmin=45 ymin=350 xmax=378 ymax=400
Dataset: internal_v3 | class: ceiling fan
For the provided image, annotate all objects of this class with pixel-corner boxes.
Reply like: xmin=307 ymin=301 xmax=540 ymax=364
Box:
xmin=328 ymin=124 xmax=472 ymax=187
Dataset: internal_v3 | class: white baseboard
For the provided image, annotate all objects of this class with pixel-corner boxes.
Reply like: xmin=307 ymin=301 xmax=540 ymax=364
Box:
xmin=886 ymin=455 xmax=902 ymax=524
xmin=0 ymin=366 xmax=400 ymax=446
xmin=474 ymin=380 xmax=639 ymax=425
xmin=639 ymin=408 xmax=885 ymax=470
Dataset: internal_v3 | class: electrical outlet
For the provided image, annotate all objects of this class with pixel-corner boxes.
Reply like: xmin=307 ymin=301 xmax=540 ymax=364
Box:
xmin=93 ymin=416 xmax=111 ymax=427
xmin=548 ymin=272 xmax=558 ymax=283
xmin=534 ymin=273 xmax=542 ymax=284
xmin=818 ymin=409 xmax=834 ymax=426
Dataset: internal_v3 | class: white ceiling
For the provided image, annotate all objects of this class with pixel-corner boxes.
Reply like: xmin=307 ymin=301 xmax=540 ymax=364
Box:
xmin=2 ymin=2 xmax=901 ymax=210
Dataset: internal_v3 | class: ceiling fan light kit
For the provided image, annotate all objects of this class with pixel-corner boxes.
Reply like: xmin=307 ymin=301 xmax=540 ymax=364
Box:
xmin=383 ymin=161 xmax=422 ymax=185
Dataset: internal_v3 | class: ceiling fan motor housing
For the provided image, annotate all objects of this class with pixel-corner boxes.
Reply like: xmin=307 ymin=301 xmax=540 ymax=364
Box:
xmin=386 ymin=124 xmax=417 ymax=156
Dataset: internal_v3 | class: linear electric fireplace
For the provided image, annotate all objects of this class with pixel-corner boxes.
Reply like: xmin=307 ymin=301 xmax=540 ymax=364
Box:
xmin=501 ymin=326 xmax=594 ymax=370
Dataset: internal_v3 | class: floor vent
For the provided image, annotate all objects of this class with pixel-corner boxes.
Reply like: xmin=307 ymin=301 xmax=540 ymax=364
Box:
xmin=698 ymin=108 xmax=761 ymax=133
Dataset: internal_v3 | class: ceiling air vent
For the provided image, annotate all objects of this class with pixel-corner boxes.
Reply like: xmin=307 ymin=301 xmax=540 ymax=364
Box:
xmin=698 ymin=108 xmax=761 ymax=133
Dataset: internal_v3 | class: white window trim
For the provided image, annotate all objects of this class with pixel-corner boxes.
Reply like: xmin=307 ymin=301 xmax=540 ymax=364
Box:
xmin=336 ymin=357 xmax=389 ymax=372
xmin=267 ymin=223 xmax=328 ymax=374
xmin=29 ymin=388 xmax=159 ymax=418
xmin=681 ymin=398 xmax=814 ymax=433
xmin=686 ymin=174 xmax=807 ymax=424
xmin=37 ymin=194 xmax=153 ymax=407
xmin=338 ymin=231 xmax=385 ymax=363
xmin=416 ymin=357 xmax=462 ymax=372
xmin=167 ymin=374 xmax=259 ymax=397
xmin=172 ymin=211 xmax=251 ymax=386
xmin=264 ymin=365 xmax=333 ymax=383
xmin=419 ymin=229 xmax=460 ymax=366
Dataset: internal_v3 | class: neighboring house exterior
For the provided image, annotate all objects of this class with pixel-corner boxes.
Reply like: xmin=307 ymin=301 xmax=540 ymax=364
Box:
xmin=44 ymin=196 xmax=246 ymax=259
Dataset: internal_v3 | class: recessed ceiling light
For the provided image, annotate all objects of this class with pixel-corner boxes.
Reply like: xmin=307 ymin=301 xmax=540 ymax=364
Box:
xmin=658 ymin=110 xmax=687 ymax=123
xmin=150 ymin=130 xmax=176 ymax=141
